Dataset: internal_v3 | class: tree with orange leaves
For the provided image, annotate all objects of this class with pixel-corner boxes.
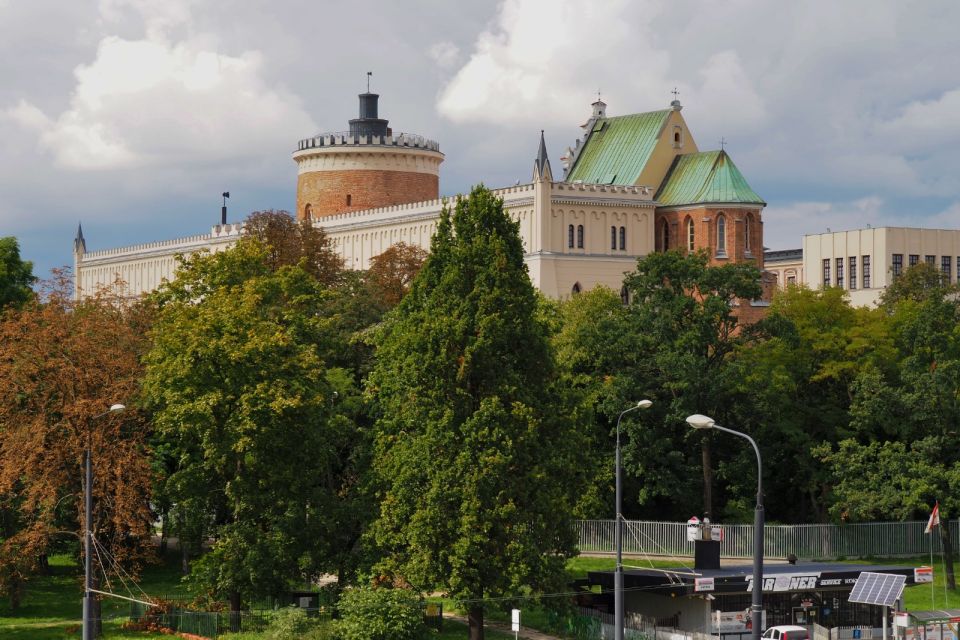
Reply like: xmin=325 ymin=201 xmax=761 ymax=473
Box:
xmin=0 ymin=270 xmax=153 ymax=632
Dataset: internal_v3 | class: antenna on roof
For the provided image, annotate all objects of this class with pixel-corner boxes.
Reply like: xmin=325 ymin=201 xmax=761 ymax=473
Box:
xmin=367 ymin=71 xmax=372 ymax=93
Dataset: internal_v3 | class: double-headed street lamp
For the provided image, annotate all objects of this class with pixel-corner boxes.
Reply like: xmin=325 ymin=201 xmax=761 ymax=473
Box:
xmin=83 ymin=403 xmax=125 ymax=640
xmin=686 ymin=414 xmax=764 ymax=640
xmin=615 ymin=400 xmax=652 ymax=640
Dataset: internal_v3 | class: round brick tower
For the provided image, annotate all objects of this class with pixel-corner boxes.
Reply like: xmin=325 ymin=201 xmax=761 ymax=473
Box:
xmin=293 ymin=92 xmax=444 ymax=221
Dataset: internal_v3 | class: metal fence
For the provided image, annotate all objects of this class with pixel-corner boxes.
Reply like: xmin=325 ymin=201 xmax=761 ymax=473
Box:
xmin=577 ymin=519 xmax=959 ymax=560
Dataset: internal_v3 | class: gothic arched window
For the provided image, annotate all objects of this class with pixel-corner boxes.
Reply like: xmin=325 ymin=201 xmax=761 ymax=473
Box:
xmin=686 ymin=218 xmax=695 ymax=251
xmin=577 ymin=225 xmax=584 ymax=249
xmin=568 ymin=224 xmax=574 ymax=249
xmin=611 ymin=226 xmax=617 ymax=250
xmin=661 ymin=220 xmax=669 ymax=251
xmin=572 ymin=282 xmax=582 ymax=295
xmin=745 ymin=214 xmax=752 ymax=252
xmin=619 ymin=226 xmax=626 ymax=250
xmin=717 ymin=213 xmax=727 ymax=255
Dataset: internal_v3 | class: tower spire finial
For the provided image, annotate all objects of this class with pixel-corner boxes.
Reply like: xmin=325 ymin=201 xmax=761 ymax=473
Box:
xmin=533 ymin=130 xmax=553 ymax=182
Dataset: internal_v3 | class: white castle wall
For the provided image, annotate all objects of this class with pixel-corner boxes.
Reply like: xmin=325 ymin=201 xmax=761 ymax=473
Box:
xmin=74 ymin=181 xmax=656 ymax=300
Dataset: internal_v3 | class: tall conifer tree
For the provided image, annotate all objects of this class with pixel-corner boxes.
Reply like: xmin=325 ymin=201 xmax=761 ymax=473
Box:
xmin=368 ymin=186 xmax=580 ymax=640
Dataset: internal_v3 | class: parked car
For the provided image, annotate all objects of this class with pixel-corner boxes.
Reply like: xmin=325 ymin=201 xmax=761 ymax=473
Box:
xmin=763 ymin=625 xmax=811 ymax=640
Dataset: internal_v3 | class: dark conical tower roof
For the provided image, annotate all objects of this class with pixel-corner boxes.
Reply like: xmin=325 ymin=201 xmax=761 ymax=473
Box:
xmin=74 ymin=223 xmax=86 ymax=254
xmin=533 ymin=130 xmax=553 ymax=181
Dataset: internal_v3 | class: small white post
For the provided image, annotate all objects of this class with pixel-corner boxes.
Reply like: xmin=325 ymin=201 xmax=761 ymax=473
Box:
xmin=512 ymin=608 xmax=520 ymax=640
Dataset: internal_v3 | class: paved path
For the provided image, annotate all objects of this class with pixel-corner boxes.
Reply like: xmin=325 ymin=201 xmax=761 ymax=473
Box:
xmin=443 ymin=612 xmax=564 ymax=640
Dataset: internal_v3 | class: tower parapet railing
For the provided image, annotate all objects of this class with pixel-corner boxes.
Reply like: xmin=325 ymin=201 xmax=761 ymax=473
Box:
xmin=296 ymin=131 xmax=440 ymax=152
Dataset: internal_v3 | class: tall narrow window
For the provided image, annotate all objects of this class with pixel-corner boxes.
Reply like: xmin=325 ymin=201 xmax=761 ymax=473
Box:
xmin=568 ymin=224 xmax=574 ymax=249
xmin=862 ymin=255 xmax=871 ymax=288
xmin=661 ymin=220 xmax=669 ymax=251
xmin=346 ymin=194 xmax=352 ymax=206
xmin=942 ymin=256 xmax=952 ymax=283
xmin=716 ymin=214 xmax=726 ymax=255
xmin=620 ymin=285 xmax=629 ymax=305
xmin=893 ymin=254 xmax=904 ymax=278
xmin=926 ymin=255 xmax=936 ymax=266
xmin=909 ymin=254 xmax=919 ymax=267
xmin=836 ymin=258 xmax=844 ymax=289
xmin=686 ymin=218 xmax=695 ymax=251
xmin=577 ymin=224 xmax=584 ymax=249
xmin=823 ymin=259 xmax=831 ymax=286
xmin=611 ymin=226 xmax=617 ymax=250
xmin=619 ymin=226 xmax=626 ymax=250
xmin=849 ymin=256 xmax=857 ymax=290
xmin=745 ymin=215 xmax=752 ymax=252
xmin=304 ymin=203 xmax=313 ymax=220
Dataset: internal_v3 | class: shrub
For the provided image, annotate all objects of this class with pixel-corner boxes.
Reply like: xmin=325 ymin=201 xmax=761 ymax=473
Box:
xmin=266 ymin=606 xmax=332 ymax=640
xmin=336 ymin=587 xmax=425 ymax=640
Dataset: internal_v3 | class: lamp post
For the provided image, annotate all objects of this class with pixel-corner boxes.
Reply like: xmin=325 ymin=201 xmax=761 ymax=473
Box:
xmin=615 ymin=399 xmax=653 ymax=640
xmin=686 ymin=414 xmax=763 ymax=640
xmin=83 ymin=403 xmax=125 ymax=640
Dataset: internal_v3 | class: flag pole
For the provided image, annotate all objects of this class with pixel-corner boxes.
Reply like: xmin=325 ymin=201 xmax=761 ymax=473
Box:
xmin=942 ymin=526 xmax=948 ymax=608
xmin=930 ymin=531 xmax=936 ymax=609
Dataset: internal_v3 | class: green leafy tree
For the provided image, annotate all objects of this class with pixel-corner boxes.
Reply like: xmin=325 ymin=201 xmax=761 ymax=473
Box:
xmin=880 ymin=261 xmax=956 ymax=310
xmin=367 ymin=186 xmax=582 ymax=640
xmin=336 ymin=587 xmax=425 ymax=640
xmin=732 ymin=286 xmax=896 ymax=522
xmin=618 ymin=250 xmax=762 ymax=520
xmin=0 ymin=237 xmax=35 ymax=310
xmin=241 ymin=209 xmax=344 ymax=285
xmin=143 ymin=241 xmax=362 ymax=624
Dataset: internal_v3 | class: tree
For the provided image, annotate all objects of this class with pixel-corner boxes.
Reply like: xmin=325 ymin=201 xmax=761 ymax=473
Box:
xmin=0 ymin=237 xmax=36 ymax=310
xmin=367 ymin=186 xmax=582 ymax=640
xmin=241 ymin=209 xmax=344 ymax=285
xmin=880 ymin=261 xmax=955 ymax=310
xmin=143 ymin=241 xmax=363 ymax=625
xmin=618 ymin=250 xmax=762 ymax=520
xmin=366 ymin=242 xmax=428 ymax=308
xmin=0 ymin=271 xmax=152 ymax=627
xmin=732 ymin=285 xmax=896 ymax=522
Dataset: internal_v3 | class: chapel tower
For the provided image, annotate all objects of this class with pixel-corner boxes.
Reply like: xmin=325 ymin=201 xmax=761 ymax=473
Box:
xmin=292 ymin=90 xmax=444 ymax=221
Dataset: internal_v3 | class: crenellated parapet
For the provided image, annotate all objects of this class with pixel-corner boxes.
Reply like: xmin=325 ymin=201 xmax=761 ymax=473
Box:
xmin=296 ymin=131 xmax=440 ymax=153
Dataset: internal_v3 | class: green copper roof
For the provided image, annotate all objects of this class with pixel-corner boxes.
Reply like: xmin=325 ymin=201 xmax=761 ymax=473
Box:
xmin=655 ymin=150 xmax=765 ymax=207
xmin=565 ymin=110 xmax=672 ymax=184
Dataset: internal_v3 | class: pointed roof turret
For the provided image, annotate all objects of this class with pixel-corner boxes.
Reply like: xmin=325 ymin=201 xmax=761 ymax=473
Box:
xmin=74 ymin=223 xmax=86 ymax=254
xmin=533 ymin=130 xmax=553 ymax=181
xmin=655 ymin=150 xmax=765 ymax=207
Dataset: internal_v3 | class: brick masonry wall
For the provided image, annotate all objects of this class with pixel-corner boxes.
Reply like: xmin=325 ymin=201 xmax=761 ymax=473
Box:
xmin=297 ymin=169 xmax=439 ymax=220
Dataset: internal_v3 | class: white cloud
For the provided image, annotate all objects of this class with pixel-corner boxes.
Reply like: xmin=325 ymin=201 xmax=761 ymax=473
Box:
xmin=874 ymin=88 xmax=960 ymax=153
xmin=7 ymin=33 xmax=314 ymax=170
xmin=428 ymin=41 xmax=460 ymax=69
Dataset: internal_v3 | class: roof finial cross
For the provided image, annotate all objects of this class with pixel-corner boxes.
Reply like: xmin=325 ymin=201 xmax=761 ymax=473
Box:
xmin=367 ymin=71 xmax=372 ymax=93
xmin=720 ymin=136 xmax=727 ymax=151
xmin=672 ymin=87 xmax=680 ymax=100
xmin=597 ymin=88 xmax=602 ymax=102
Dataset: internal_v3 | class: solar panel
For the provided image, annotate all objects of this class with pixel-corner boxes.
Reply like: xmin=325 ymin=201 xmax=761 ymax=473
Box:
xmin=849 ymin=572 xmax=906 ymax=607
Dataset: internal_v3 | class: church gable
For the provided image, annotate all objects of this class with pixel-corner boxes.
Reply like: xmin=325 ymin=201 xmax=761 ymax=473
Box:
xmin=655 ymin=150 xmax=765 ymax=207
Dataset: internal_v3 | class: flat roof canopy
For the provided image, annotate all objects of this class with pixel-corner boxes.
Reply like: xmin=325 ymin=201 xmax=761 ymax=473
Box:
xmin=908 ymin=610 xmax=960 ymax=624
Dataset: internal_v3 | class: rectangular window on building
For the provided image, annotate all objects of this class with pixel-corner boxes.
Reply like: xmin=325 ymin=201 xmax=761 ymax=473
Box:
xmin=942 ymin=256 xmax=952 ymax=283
xmin=863 ymin=255 xmax=871 ymax=288
xmin=823 ymin=259 xmax=831 ymax=286
xmin=849 ymin=256 xmax=857 ymax=290
xmin=787 ymin=275 xmax=797 ymax=285
xmin=893 ymin=254 xmax=904 ymax=278
xmin=926 ymin=255 xmax=936 ymax=266
xmin=909 ymin=254 xmax=919 ymax=267
xmin=836 ymin=257 xmax=844 ymax=289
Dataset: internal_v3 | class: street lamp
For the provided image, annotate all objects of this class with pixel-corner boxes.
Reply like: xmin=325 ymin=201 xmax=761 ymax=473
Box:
xmin=84 ymin=403 xmax=125 ymax=640
xmin=615 ymin=399 xmax=653 ymax=640
xmin=686 ymin=414 xmax=763 ymax=640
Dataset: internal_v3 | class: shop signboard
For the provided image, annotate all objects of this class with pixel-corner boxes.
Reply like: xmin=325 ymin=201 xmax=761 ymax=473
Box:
xmin=915 ymin=566 xmax=934 ymax=583
xmin=712 ymin=610 xmax=767 ymax=633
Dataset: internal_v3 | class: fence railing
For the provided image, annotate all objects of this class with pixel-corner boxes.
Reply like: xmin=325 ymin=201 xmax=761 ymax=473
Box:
xmin=577 ymin=519 xmax=959 ymax=560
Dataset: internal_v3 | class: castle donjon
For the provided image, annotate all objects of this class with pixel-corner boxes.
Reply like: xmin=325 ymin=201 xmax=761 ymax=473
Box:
xmin=74 ymin=90 xmax=767 ymax=301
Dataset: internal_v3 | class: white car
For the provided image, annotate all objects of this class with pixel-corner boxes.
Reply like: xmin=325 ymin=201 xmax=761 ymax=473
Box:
xmin=762 ymin=625 xmax=810 ymax=640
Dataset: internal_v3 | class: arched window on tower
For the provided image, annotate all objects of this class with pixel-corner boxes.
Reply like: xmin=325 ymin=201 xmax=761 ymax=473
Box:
xmin=304 ymin=203 xmax=313 ymax=220
xmin=717 ymin=213 xmax=727 ymax=255
xmin=572 ymin=282 xmax=582 ymax=296
xmin=686 ymin=217 xmax=695 ymax=251
xmin=660 ymin=219 xmax=669 ymax=251
xmin=577 ymin=225 xmax=584 ymax=249
xmin=611 ymin=226 xmax=617 ymax=250
xmin=745 ymin=214 xmax=752 ymax=253
xmin=568 ymin=224 xmax=574 ymax=249
xmin=619 ymin=226 xmax=626 ymax=250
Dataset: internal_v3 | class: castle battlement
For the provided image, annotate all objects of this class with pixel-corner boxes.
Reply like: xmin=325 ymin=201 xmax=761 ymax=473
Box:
xmin=82 ymin=222 xmax=244 ymax=260
xmin=297 ymin=131 xmax=440 ymax=153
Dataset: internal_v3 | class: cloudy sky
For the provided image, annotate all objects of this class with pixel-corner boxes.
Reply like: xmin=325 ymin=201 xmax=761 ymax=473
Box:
xmin=3 ymin=0 xmax=959 ymax=278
